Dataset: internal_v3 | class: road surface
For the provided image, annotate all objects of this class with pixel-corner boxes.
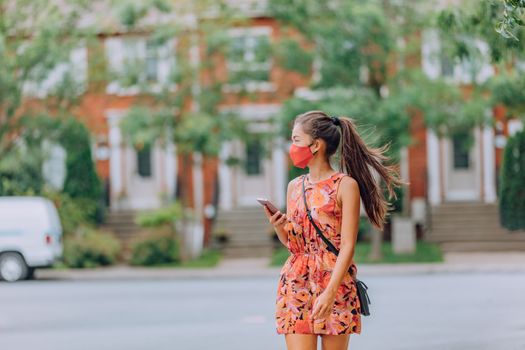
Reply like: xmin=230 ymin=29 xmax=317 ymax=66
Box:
xmin=1 ymin=271 xmax=524 ymax=350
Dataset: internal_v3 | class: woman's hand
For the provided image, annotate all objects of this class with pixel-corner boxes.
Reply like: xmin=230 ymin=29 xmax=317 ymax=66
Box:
xmin=262 ymin=205 xmax=288 ymax=231
xmin=312 ymin=290 xmax=336 ymax=319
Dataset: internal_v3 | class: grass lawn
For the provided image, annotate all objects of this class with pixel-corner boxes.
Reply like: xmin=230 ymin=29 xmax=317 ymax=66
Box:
xmin=270 ymin=241 xmax=443 ymax=267
xmin=50 ymin=261 xmax=69 ymax=269
xmin=150 ymin=247 xmax=223 ymax=268
xmin=52 ymin=247 xmax=223 ymax=269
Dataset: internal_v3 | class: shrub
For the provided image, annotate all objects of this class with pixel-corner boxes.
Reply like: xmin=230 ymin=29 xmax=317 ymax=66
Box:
xmin=0 ymin=151 xmax=44 ymax=196
xmin=59 ymin=117 xmax=104 ymax=224
xmin=129 ymin=227 xmax=180 ymax=266
xmin=42 ymin=189 xmax=94 ymax=236
xmin=499 ymin=129 xmax=525 ymax=230
xmin=63 ymin=227 xmax=121 ymax=268
xmin=135 ymin=201 xmax=184 ymax=228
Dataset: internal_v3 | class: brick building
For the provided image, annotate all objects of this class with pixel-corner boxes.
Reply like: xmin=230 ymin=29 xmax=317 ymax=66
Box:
xmin=30 ymin=2 xmax=525 ymax=255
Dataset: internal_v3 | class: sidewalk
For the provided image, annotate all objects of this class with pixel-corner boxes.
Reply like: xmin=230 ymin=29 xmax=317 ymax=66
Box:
xmin=35 ymin=251 xmax=525 ymax=281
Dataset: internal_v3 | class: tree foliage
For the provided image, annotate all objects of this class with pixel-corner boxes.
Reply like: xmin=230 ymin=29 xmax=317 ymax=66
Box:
xmin=269 ymin=0 xmax=395 ymax=92
xmin=499 ymin=130 xmax=525 ymax=230
xmin=60 ymin=118 xmax=102 ymax=203
xmin=488 ymin=71 xmax=525 ymax=117
xmin=115 ymin=0 xmax=253 ymax=157
xmin=437 ymin=0 xmax=525 ymax=61
xmin=0 ymin=0 xmax=93 ymax=154
xmin=270 ymin=0 xmax=431 ymax=165
xmin=436 ymin=1 xmax=525 ymax=122
xmin=0 ymin=0 xmax=103 ymax=215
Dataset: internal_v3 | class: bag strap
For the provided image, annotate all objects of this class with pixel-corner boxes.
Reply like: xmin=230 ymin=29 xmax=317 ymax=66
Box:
xmin=301 ymin=175 xmax=356 ymax=281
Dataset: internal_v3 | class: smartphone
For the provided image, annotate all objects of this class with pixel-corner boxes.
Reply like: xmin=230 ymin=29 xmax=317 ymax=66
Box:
xmin=256 ymin=197 xmax=281 ymax=216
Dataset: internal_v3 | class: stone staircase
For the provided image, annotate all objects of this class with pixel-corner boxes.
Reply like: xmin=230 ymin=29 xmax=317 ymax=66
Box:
xmin=211 ymin=206 xmax=276 ymax=258
xmin=99 ymin=210 xmax=142 ymax=261
xmin=425 ymin=202 xmax=525 ymax=252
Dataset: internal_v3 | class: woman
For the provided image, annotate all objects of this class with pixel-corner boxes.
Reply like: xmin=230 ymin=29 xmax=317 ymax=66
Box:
xmin=263 ymin=110 xmax=403 ymax=350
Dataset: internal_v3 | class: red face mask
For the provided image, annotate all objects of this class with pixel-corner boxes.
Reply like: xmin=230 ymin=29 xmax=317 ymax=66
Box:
xmin=289 ymin=142 xmax=316 ymax=169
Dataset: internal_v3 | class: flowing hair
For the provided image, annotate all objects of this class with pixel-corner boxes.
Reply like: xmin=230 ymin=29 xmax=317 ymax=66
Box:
xmin=294 ymin=110 xmax=407 ymax=230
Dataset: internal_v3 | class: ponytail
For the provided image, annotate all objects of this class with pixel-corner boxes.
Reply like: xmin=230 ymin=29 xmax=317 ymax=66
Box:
xmin=337 ymin=116 xmax=405 ymax=230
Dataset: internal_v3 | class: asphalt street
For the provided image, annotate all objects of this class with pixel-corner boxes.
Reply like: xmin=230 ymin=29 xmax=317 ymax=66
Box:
xmin=1 ymin=271 xmax=524 ymax=350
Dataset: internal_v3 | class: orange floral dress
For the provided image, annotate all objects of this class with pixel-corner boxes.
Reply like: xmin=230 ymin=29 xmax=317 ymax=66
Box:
xmin=275 ymin=172 xmax=361 ymax=335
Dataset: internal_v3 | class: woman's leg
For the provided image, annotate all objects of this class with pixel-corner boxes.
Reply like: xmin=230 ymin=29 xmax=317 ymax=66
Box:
xmin=321 ymin=334 xmax=351 ymax=350
xmin=285 ymin=334 xmax=318 ymax=350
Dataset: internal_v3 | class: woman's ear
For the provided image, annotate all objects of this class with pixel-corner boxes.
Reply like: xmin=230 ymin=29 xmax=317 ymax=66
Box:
xmin=311 ymin=139 xmax=321 ymax=155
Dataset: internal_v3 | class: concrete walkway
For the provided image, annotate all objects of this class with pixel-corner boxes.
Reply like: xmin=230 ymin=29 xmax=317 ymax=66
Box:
xmin=33 ymin=251 xmax=525 ymax=281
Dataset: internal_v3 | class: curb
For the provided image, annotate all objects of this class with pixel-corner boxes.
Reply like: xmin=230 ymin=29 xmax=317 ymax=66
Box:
xmin=32 ymin=261 xmax=525 ymax=282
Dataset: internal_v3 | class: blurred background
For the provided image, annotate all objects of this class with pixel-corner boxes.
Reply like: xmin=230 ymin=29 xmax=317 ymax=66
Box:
xmin=1 ymin=0 xmax=524 ymax=349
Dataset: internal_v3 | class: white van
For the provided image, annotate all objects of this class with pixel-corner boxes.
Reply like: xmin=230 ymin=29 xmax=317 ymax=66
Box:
xmin=0 ymin=196 xmax=63 ymax=282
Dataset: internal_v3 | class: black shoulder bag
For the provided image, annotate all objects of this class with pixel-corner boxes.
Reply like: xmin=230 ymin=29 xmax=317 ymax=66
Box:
xmin=301 ymin=175 xmax=371 ymax=316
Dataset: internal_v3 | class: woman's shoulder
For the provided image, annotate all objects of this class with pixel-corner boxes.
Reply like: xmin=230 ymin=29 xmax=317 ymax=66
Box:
xmin=337 ymin=173 xmax=357 ymax=186
xmin=288 ymin=174 xmax=307 ymax=187
xmin=286 ymin=174 xmax=305 ymax=194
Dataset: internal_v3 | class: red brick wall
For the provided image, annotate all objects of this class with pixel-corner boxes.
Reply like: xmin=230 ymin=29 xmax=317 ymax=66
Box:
xmin=407 ymin=110 xmax=427 ymax=199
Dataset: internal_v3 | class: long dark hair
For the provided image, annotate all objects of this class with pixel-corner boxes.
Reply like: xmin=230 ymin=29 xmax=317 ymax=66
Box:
xmin=294 ymin=110 xmax=406 ymax=230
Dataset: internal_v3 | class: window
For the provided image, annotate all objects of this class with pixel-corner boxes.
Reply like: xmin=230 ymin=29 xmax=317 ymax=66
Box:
xmin=245 ymin=138 xmax=263 ymax=175
xmin=137 ymin=144 xmax=152 ymax=177
xmin=452 ymin=132 xmax=470 ymax=169
xmin=105 ymin=36 xmax=176 ymax=95
xmin=421 ymin=28 xmax=493 ymax=84
xmin=145 ymin=40 xmax=159 ymax=82
xmin=225 ymin=27 xmax=272 ymax=90
xmin=439 ymin=51 xmax=454 ymax=77
xmin=22 ymin=46 xmax=87 ymax=98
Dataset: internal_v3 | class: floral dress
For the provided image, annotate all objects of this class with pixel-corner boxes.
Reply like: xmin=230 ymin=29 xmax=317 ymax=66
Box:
xmin=275 ymin=172 xmax=361 ymax=335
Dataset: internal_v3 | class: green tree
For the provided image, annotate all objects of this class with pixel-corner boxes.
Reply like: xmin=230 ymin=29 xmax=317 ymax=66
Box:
xmin=115 ymin=1 xmax=252 ymax=157
xmin=437 ymin=1 xmax=525 ymax=59
xmin=0 ymin=1 xmax=103 ymax=225
xmin=59 ymin=117 xmax=103 ymax=223
xmin=0 ymin=0 xmax=92 ymax=154
xmin=497 ymin=0 xmax=525 ymax=39
xmin=268 ymin=0 xmax=422 ymax=260
xmin=436 ymin=2 xmax=525 ymax=223
xmin=113 ymin=1 xmax=262 ymax=253
xmin=499 ymin=130 xmax=525 ymax=230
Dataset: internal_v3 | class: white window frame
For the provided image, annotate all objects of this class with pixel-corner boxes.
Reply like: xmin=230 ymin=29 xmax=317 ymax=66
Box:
xmin=454 ymin=35 xmax=494 ymax=84
xmin=223 ymin=26 xmax=275 ymax=93
xmin=105 ymin=35 xmax=177 ymax=96
xmin=421 ymin=28 xmax=494 ymax=84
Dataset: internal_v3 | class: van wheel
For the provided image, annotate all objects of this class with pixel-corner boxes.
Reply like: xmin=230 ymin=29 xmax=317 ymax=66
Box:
xmin=0 ymin=252 xmax=29 ymax=282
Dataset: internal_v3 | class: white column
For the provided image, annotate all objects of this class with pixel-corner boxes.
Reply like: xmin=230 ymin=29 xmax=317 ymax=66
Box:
xmin=154 ymin=140 xmax=163 ymax=195
xmin=482 ymin=125 xmax=497 ymax=203
xmin=272 ymin=136 xmax=287 ymax=209
xmin=399 ymin=146 xmax=409 ymax=188
xmin=399 ymin=145 xmax=410 ymax=216
xmin=426 ymin=128 xmax=441 ymax=205
xmin=190 ymin=151 xmax=204 ymax=257
xmin=165 ymin=141 xmax=176 ymax=200
xmin=219 ymin=142 xmax=233 ymax=210
xmin=193 ymin=152 xmax=204 ymax=218
xmin=107 ymin=111 xmax=124 ymax=209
